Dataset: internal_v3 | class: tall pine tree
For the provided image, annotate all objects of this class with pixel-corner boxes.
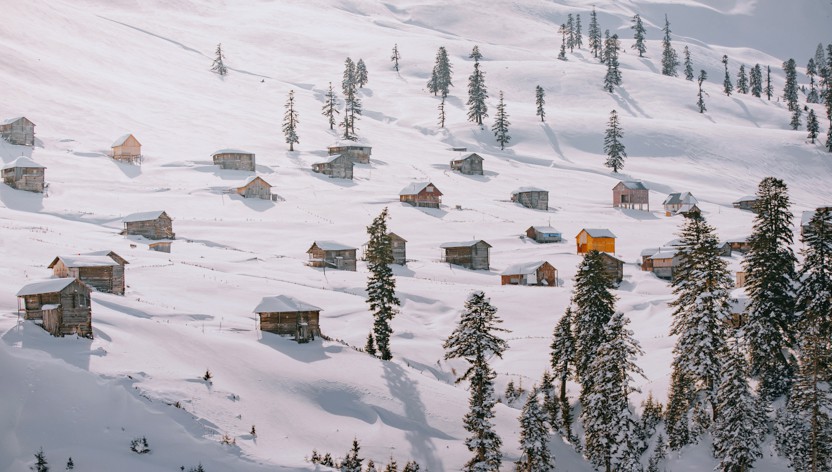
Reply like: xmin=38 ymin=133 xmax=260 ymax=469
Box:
xmin=603 ymin=34 xmax=622 ymax=92
xmin=282 ymin=90 xmax=299 ymax=152
xmin=492 ymin=91 xmax=510 ymax=150
xmin=571 ymin=250 xmax=617 ymax=385
xmin=427 ymin=47 xmax=453 ymax=98
xmin=603 ymin=109 xmax=626 ymax=172
xmin=750 ymin=63 xmax=763 ymax=98
xmin=534 ymin=85 xmax=545 ymax=122
xmin=391 ymin=44 xmax=400 ymax=72
xmin=697 ymin=70 xmax=708 ymax=113
xmin=660 ymin=15 xmax=679 ymax=77
xmin=466 ymin=61 xmax=489 ymax=126
xmin=566 ymin=14 xmax=576 ymax=52
xmin=722 ymin=55 xmax=733 ymax=96
xmin=355 ymin=59 xmax=368 ymax=88
xmin=765 ymin=65 xmax=773 ymax=101
xmin=737 ymin=64 xmax=749 ymax=94
xmin=575 ymin=14 xmax=583 ymax=50
xmin=589 ymin=7 xmax=602 ymax=60
xmin=321 ymin=82 xmax=340 ymax=131
xmin=341 ymin=57 xmax=362 ymax=140
xmin=683 ymin=45 xmax=694 ymax=81
xmin=631 ymin=14 xmax=646 ymax=57
xmin=807 ymin=109 xmax=820 ymax=143
xmin=211 ymin=43 xmax=228 ymax=76
xmin=365 ymin=208 xmax=400 ymax=360
xmin=807 ymin=58 xmax=819 ymax=103
xmin=557 ymin=23 xmax=568 ymax=61
xmin=550 ymin=308 xmax=576 ymax=435
xmin=783 ymin=58 xmax=799 ymax=111
xmin=340 ymin=438 xmax=364 ymax=472
xmin=469 ymin=45 xmax=483 ymax=62
xmin=515 ymin=388 xmax=555 ymax=472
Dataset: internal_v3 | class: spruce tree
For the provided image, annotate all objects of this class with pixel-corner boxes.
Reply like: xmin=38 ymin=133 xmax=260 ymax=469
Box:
xmin=356 ymin=59 xmax=368 ymax=88
xmin=827 ymin=125 xmax=832 ymax=152
xmin=807 ymin=109 xmax=820 ymax=143
xmin=322 ymin=82 xmax=340 ymax=131
xmin=366 ymin=460 xmax=378 ymax=472
xmin=722 ymin=55 xmax=733 ymax=96
xmin=427 ymin=47 xmax=453 ymax=97
xmin=631 ymin=14 xmax=646 ymax=57
xmin=539 ymin=370 xmax=561 ymax=432
xmin=603 ymin=109 xmax=626 ymax=172
xmin=660 ymin=15 xmax=679 ymax=77
xmin=783 ymin=58 xmax=799 ymax=111
xmin=384 ymin=458 xmax=399 ymax=472
xmin=603 ymin=34 xmax=622 ymax=92
xmin=211 ymin=43 xmax=227 ymax=76
xmin=534 ymin=85 xmax=545 ymax=122
xmin=737 ymin=64 xmax=749 ymax=94
xmin=437 ymin=96 xmax=446 ymax=128
xmin=765 ymin=65 xmax=773 ymax=100
xmin=282 ymin=90 xmax=299 ymax=152
xmin=816 ymin=43 xmax=828 ymax=70
xmin=683 ymin=46 xmax=694 ymax=81
xmin=550 ymin=308 xmax=576 ymax=435
xmin=366 ymin=208 xmax=400 ymax=360
xmin=402 ymin=461 xmax=420 ymax=472
xmin=790 ymin=107 xmax=802 ymax=130
xmin=466 ymin=61 xmax=488 ymax=126
xmin=31 ymin=448 xmax=48 ymax=472
xmin=697 ymin=69 xmax=708 ymax=113
xmin=492 ymin=91 xmax=510 ymax=150
xmin=589 ymin=7 xmax=602 ymax=59
xmin=557 ymin=23 xmax=568 ymax=61
xmin=575 ymin=14 xmax=583 ymax=50
xmin=391 ymin=44 xmax=400 ymax=72
xmin=341 ymin=57 xmax=362 ymax=140
xmin=469 ymin=45 xmax=483 ymax=62
xmin=571 ymin=250 xmax=617 ymax=384
xmin=65 ymin=457 xmax=73 ymax=470
xmin=443 ymin=291 xmax=509 ymax=472
xmin=341 ymin=438 xmax=364 ymax=472
xmin=566 ymin=14 xmax=576 ymax=52
xmin=808 ymin=58 xmax=819 ymax=103
xmin=365 ymin=331 xmax=377 ymax=356
xmin=665 ymin=365 xmax=694 ymax=449
xmin=515 ymin=388 xmax=555 ymax=472
xmin=750 ymin=64 xmax=763 ymax=97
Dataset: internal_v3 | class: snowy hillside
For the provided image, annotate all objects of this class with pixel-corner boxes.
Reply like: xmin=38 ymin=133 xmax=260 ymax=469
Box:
xmin=1 ymin=0 xmax=830 ymax=470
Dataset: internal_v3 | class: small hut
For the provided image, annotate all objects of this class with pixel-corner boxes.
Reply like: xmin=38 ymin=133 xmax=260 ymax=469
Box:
xmin=306 ymin=241 xmax=357 ymax=271
xmin=212 ymin=149 xmax=256 ymax=171
xmin=450 ymin=153 xmax=484 ymax=175
xmin=399 ymin=182 xmax=443 ymax=208
xmin=599 ymin=252 xmax=625 ymax=285
xmin=440 ymin=240 xmax=491 ymax=270
xmin=525 ymin=226 xmax=562 ymax=243
xmin=48 ymin=252 xmax=128 ymax=295
xmin=389 ymin=233 xmax=407 ymax=265
xmin=576 ymin=228 xmax=616 ymax=254
xmin=649 ymin=248 xmax=681 ymax=280
xmin=328 ymin=144 xmax=371 ymax=164
xmin=2 ymin=156 xmax=46 ymax=192
xmin=663 ymin=192 xmax=699 ymax=216
xmin=254 ymin=295 xmax=322 ymax=343
xmin=111 ymin=134 xmax=142 ymax=163
xmin=733 ymin=196 xmax=759 ymax=213
xmin=501 ymin=261 xmax=557 ymax=287
xmin=612 ymin=181 xmax=649 ymax=211
xmin=725 ymin=237 xmax=751 ymax=253
xmin=16 ymin=278 xmax=92 ymax=338
xmin=511 ymin=187 xmax=548 ymax=211
xmin=122 ymin=211 xmax=175 ymax=240
xmin=236 ymin=176 xmax=274 ymax=200
xmin=0 ymin=116 xmax=35 ymax=146
xmin=312 ymin=154 xmax=353 ymax=179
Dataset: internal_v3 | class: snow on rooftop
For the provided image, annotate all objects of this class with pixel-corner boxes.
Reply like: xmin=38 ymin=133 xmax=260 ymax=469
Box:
xmin=212 ymin=148 xmax=253 ymax=156
xmin=16 ymin=278 xmax=76 ymax=296
xmin=50 ymin=255 xmax=121 ymax=268
xmin=501 ymin=261 xmax=548 ymax=275
xmin=111 ymin=133 xmax=137 ymax=147
xmin=309 ymin=240 xmax=356 ymax=251
xmin=399 ymin=181 xmax=436 ymax=195
xmin=253 ymin=295 xmax=322 ymax=313
xmin=2 ymin=155 xmax=45 ymax=169
xmin=581 ymin=228 xmax=617 ymax=239
xmin=512 ymin=186 xmax=546 ymax=194
xmin=122 ymin=210 xmax=167 ymax=223
xmin=440 ymin=240 xmax=491 ymax=249
xmin=619 ymin=181 xmax=647 ymax=190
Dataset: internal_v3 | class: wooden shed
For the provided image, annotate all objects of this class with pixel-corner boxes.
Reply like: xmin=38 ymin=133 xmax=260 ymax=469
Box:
xmin=450 ymin=153 xmax=484 ymax=175
xmin=501 ymin=261 xmax=557 ymax=287
xmin=733 ymin=196 xmax=759 ymax=213
xmin=0 ymin=116 xmax=35 ymax=146
xmin=663 ymin=192 xmax=699 ymax=216
xmin=254 ymin=295 xmax=322 ymax=343
xmin=236 ymin=176 xmax=274 ymax=200
xmin=389 ymin=233 xmax=407 ymax=265
xmin=16 ymin=278 xmax=92 ymax=338
xmin=212 ymin=149 xmax=256 ymax=171
xmin=648 ymin=248 xmax=681 ymax=280
xmin=613 ymin=181 xmax=649 ymax=211
xmin=511 ymin=187 xmax=549 ymax=211
xmin=599 ymin=252 xmax=625 ymax=285
xmin=48 ymin=252 xmax=128 ymax=295
xmin=576 ymin=228 xmax=616 ymax=254
xmin=725 ymin=237 xmax=751 ymax=253
xmin=312 ymin=154 xmax=354 ymax=179
xmin=2 ymin=156 xmax=46 ymax=193
xmin=525 ymin=226 xmax=562 ymax=243
xmin=328 ymin=144 xmax=371 ymax=164
xmin=440 ymin=240 xmax=491 ymax=270
xmin=307 ymin=241 xmax=357 ymax=271
xmin=400 ymin=182 xmax=443 ymax=208
xmin=122 ymin=210 xmax=175 ymax=240
xmin=111 ymin=134 xmax=142 ymax=163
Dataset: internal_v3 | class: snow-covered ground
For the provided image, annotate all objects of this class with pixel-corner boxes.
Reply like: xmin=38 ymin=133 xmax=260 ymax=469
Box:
xmin=1 ymin=0 xmax=829 ymax=470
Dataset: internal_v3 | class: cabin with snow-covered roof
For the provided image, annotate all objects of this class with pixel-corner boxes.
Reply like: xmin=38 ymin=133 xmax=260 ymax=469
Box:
xmin=641 ymin=247 xmax=680 ymax=280
xmin=663 ymin=192 xmax=699 ymax=216
xmin=2 ymin=156 xmax=46 ymax=192
xmin=733 ymin=195 xmax=759 ymax=213
xmin=236 ymin=176 xmax=274 ymax=200
xmin=16 ymin=278 xmax=92 ymax=338
xmin=328 ymin=144 xmax=371 ymax=163
xmin=400 ymin=182 xmax=443 ymax=208
xmin=576 ymin=228 xmax=616 ymax=254
xmin=312 ymin=154 xmax=353 ymax=179
xmin=111 ymin=134 xmax=142 ymax=163
xmin=613 ymin=181 xmax=649 ymax=211
xmin=525 ymin=226 xmax=562 ymax=243
xmin=254 ymin=295 xmax=322 ymax=342
xmin=0 ymin=116 xmax=35 ymax=146
xmin=501 ymin=261 xmax=557 ymax=287
xmin=307 ymin=241 xmax=357 ymax=271
xmin=212 ymin=149 xmax=255 ymax=171
xmin=600 ymin=252 xmax=625 ymax=285
xmin=48 ymin=252 xmax=128 ymax=295
xmin=511 ymin=187 xmax=548 ymax=210
xmin=440 ymin=240 xmax=491 ymax=270
xmin=122 ymin=211 xmax=175 ymax=240
xmin=450 ymin=153 xmax=484 ymax=175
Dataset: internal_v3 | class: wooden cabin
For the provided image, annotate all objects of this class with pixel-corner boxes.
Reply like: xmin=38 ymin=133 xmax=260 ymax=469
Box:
xmin=511 ymin=187 xmax=548 ymax=211
xmin=725 ymin=237 xmax=751 ymax=253
xmin=450 ymin=153 xmax=484 ymax=175
xmin=733 ymin=196 xmax=759 ymax=213
xmin=48 ymin=252 xmax=128 ymax=295
xmin=613 ymin=181 xmax=649 ymax=211
xmin=649 ymin=249 xmax=681 ymax=280
xmin=312 ymin=154 xmax=353 ymax=179
xmin=328 ymin=144 xmax=371 ymax=164
xmin=236 ymin=176 xmax=274 ymax=200
xmin=16 ymin=278 xmax=92 ymax=338
xmin=389 ymin=233 xmax=407 ymax=265
xmin=400 ymin=182 xmax=443 ymax=208
xmin=663 ymin=192 xmax=699 ymax=216
xmin=122 ymin=211 xmax=175 ymax=240
xmin=599 ymin=252 xmax=625 ymax=285
xmin=111 ymin=134 xmax=142 ymax=163
xmin=501 ymin=261 xmax=557 ymax=287
xmin=440 ymin=240 xmax=491 ymax=270
xmin=0 ymin=116 xmax=35 ymax=146
xmin=254 ymin=295 xmax=322 ymax=343
xmin=307 ymin=241 xmax=357 ymax=271
xmin=2 ymin=156 xmax=46 ymax=192
xmin=525 ymin=226 xmax=562 ymax=243
xmin=576 ymin=228 xmax=616 ymax=254
xmin=212 ymin=149 xmax=256 ymax=171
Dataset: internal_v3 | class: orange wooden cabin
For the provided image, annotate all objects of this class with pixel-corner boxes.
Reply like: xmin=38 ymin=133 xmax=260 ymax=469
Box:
xmin=576 ymin=228 xmax=616 ymax=254
xmin=111 ymin=134 xmax=142 ymax=163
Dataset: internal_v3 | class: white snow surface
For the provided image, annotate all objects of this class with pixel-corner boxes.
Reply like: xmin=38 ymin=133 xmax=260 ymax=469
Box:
xmin=1 ymin=0 xmax=829 ymax=470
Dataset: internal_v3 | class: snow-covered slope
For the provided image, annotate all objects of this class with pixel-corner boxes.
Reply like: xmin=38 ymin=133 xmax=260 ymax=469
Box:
xmin=1 ymin=0 xmax=829 ymax=470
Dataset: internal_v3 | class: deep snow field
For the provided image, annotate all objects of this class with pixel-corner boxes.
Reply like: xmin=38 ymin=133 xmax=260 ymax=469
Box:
xmin=1 ymin=0 xmax=830 ymax=470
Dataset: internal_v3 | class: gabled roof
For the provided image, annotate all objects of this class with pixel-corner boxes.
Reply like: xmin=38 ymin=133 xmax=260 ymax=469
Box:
xmin=529 ymin=225 xmax=560 ymax=234
xmin=254 ymin=295 xmax=322 ymax=313
xmin=388 ymin=232 xmax=407 ymax=242
xmin=2 ymin=156 xmax=45 ymax=170
xmin=677 ymin=203 xmax=700 ymax=214
xmin=48 ymin=255 xmax=121 ymax=269
xmin=2 ymin=116 xmax=33 ymax=125
xmin=501 ymin=261 xmax=550 ymax=276
xmin=512 ymin=186 xmax=546 ymax=194
xmin=212 ymin=148 xmax=253 ymax=156
xmin=579 ymin=228 xmax=617 ymax=239
xmin=440 ymin=240 xmax=491 ymax=249
xmin=663 ymin=192 xmax=698 ymax=206
xmin=238 ymin=175 xmax=272 ymax=189
xmin=123 ymin=210 xmax=168 ymax=223
xmin=328 ymin=139 xmax=371 ymax=148
xmin=308 ymin=241 xmax=356 ymax=252
xmin=455 ymin=152 xmax=483 ymax=162
xmin=617 ymin=181 xmax=647 ymax=190
xmin=111 ymin=133 xmax=139 ymax=147
xmin=651 ymin=249 xmax=679 ymax=260
xmin=641 ymin=247 xmax=661 ymax=257
xmin=399 ymin=181 xmax=441 ymax=196
xmin=314 ymin=154 xmax=348 ymax=165
xmin=734 ymin=195 xmax=757 ymax=203
xmin=17 ymin=278 xmax=76 ymax=296
xmin=83 ymin=250 xmax=129 ymax=265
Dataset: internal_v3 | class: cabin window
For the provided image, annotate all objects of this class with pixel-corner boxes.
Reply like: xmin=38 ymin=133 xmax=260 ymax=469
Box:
xmin=426 ymin=186 xmax=434 ymax=192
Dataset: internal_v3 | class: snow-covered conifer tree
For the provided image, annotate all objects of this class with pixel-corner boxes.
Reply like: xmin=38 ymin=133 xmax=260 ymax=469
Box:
xmin=341 ymin=58 xmax=362 ymax=140
xmin=566 ymin=14 xmax=576 ymax=52
xmin=750 ymin=64 xmax=763 ymax=97
xmin=603 ymin=109 xmax=626 ymax=172
xmin=550 ymin=308 xmax=575 ymax=435
xmin=660 ymin=15 xmax=679 ymax=77
xmin=589 ymin=7 xmax=602 ymax=59
xmin=722 ymin=55 xmax=733 ymax=96
xmin=575 ymin=13 xmax=583 ymax=49
xmin=696 ymin=70 xmax=708 ymax=113
xmin=466 ymin=62 xmax=488 ymax=126
xmin=783 ymin=58 xmax=799 ymax=111
xmin=391 ymin=44 xmax=400 ymax=72
xmin=765 ymin=65 xmax=773 ymax=100
xmin=807 ymin=58 xmax=819 ymax=103
xmin=282 ymin=90 xmax=299 ymax=152
xmin=571 ymin=250 xmax=617 ymax=385
xmin=557 ymin=24 xmax=568 ymax=61
xmin=534 ymin=85 xmax=545 ymax=122
xmin=211 ymin=43 xmax=228 ymax=76
xmin=469 ymin=45 xmax=482 ymax=62
xmin=737 ymin=64 xmax=749 ymax=94
xmin=321 ymin=82 xmax=340 ymax=131
xmin=427 ymin=47 xmax=453 ymax=97
xmin=603 ymin=34 xmax=622 ymax=92
xmin=631 ymin=14 xmax=646 ymax=57
xmin=366 ymin=208 xmax=400 ymax=360
xmin=355 ymin=59 xmax=368 ymax=88
xmin=492 ymin=91 xmax=510 ymax=150
xmin=807 ymin=109 xmax=820 ymax=143
xmin=340 ymin=438 xmax=364 ymax=472
xmin=683 ymin=46 xmax=694 ymax=81
xmin=515 ymin=388 xmax=555 ymax=472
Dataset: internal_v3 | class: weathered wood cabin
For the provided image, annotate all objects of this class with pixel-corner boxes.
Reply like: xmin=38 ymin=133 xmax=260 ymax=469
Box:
xmin=511 ymin=187 xmax=549 ymax=211
xmin=212 ymin=149 xmax=256 ymax=171
xmin=307 ymin=241 xmax=357 ymax=271
xmin=733 ymin=195 xmax=759 ymax=213
xmin=111 ymin=134 xmax=142 ymax=163
xmin=600 ymin=252 xmax=625 ymax=285
xmin=641 ymin=248 xmax=680 ymax=280
xmin=312 ymin=154 xmax=354 ymax=179
xmin=576 ymin=228 xmax=616 ymax=254
xmin=400 ymin=182 xmax=443 ymax=208
xmin=389 ymin=233 xmax=407 ymax=265
xmin=0 ymin=116 xmax=35 ymax=146
xmin=525 ymin=226 xmax=562 ymax=243
xmin=450 ymin=153 xmax=484 ymax=175
xmin=2 ymin=156 xmax=46 ymax=192
xmin=328 ymin=144 xmax=371 ymax=164
xmin=440 ymin=240 xmax=491 ymax=270
xmin=613 ymin=181 xmax=649 ymax=211
xmin=663 ymin=192 xmax=699 ymax=216
xmin=236 ymin=176 xmax=274 ymax=200
xmin=122 ymin=211 xmax=175 ymax=240
xmin=16 ymin=278 xmax=92 ymax=338
xmin=47 ymin=252 xmax=128 ymax=295
xmin=501 ymin=261 xmax=557 ymax=287
xmin=725 ymin=237 xmax=751 ymax=253
xmin=254 ymin=295 xmax=322 ymax=343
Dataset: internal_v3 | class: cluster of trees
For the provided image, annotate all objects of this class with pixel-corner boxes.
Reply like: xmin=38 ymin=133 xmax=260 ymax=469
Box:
xmin=310 ymin=439 xmax=422 ymax=472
